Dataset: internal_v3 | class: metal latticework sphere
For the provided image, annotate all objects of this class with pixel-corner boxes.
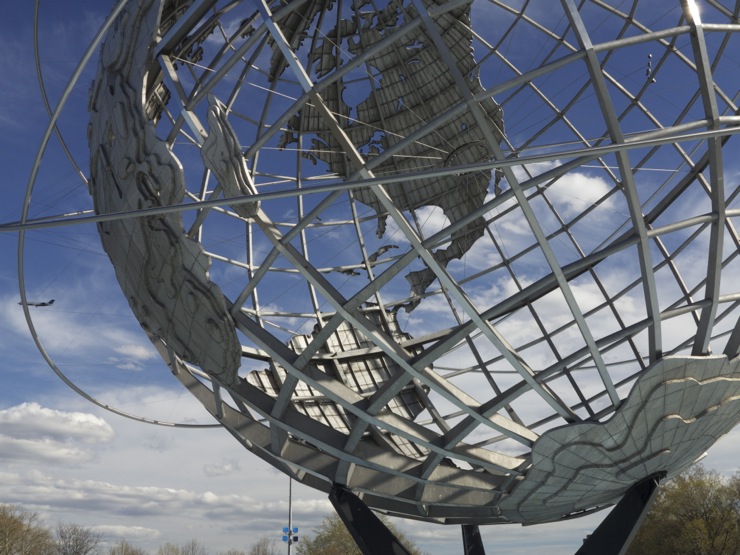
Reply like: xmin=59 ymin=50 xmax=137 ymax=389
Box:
xmin=81 ymin=0 xmax=740 ymax=524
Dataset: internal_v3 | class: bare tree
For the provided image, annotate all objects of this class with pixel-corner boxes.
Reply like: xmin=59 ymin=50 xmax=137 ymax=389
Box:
xmin=156 ymin=540 xmax=207 ymax=555
xmin=107 ymin=539 xmax=148 ymax=555
xmin=0 ymin=504 xmax=56 ymax=555
xmin=56 ymin=522 xmax=103 ymax=555
xmin=247 ymin=536 xmax=279 ymax=555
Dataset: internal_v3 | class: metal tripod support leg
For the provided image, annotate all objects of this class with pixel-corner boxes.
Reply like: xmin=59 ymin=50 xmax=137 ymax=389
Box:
xmin=330 ymin=475 xmax=661 ymax=555
xmin=576 ymin=472 xmax=665 ymax=555
xmin=462 ymin=524 xmax=487 ymax=555
xmin=329 ymin=485 xmax=413 ymax=555
xmin=330 ymin=485 xmax=489 ymax=555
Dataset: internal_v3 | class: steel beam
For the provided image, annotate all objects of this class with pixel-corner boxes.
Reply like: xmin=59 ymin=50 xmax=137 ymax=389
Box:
xmin=576 ymin=473 xmax=664 ymax=555
xmin=462 ymin=524 xmax=487 ymax=555
xmin=329 ymin=485 xmax=413 ymax=555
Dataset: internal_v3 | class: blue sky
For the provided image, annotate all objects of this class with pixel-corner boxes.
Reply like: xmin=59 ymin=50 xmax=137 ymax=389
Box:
xmin=1 ymin=1 xmax=739 ymax=554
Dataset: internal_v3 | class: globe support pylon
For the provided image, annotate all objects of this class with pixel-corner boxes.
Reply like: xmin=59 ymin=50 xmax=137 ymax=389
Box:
xmin=577 ymin=472 xmax=665 ymax=555
xmin=462 ymin=524 xmax=486 ymax=555
xmin=330 ymin=485 xmax=414 ymax=555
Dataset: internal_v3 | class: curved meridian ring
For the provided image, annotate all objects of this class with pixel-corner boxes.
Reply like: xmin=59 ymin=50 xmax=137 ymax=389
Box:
xmin=84 ymin=0 xmax=740 ymax=524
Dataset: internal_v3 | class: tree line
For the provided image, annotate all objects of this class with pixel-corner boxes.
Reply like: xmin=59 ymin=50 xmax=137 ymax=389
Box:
xmin=0 ymin=504 xmax=248 ymax=555
xmin=0 ymin=505 xmax=423 ymax=555
xmin=626 ymin=465 xmax=740 ymax=555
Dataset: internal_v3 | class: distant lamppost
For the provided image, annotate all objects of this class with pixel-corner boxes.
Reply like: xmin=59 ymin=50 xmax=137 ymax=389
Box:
xmin=282 ymin=478 xmax=298 ymax=554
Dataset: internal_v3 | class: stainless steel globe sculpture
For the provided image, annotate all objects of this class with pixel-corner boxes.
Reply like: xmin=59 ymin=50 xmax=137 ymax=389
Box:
xmin=23 ymin=0 xmax=740 ymax=530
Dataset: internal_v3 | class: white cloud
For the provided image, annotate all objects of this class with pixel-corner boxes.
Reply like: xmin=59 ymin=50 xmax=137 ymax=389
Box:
xmin=0 ymin=435 xmax=95 ymax=465
xmin=415 ymin=205 xmax=451 ymax=237
xmin=0 ymin=403 xmax=114 ymax=466
xmin=494 ymin=160 xmax=620 ymax=240
xmin=0 ymin=402 xmax=114 ymax=443
xmin=203 ymin=459 xmax=241 ymax=477
xmin=93 ymin=525 xmax=160 ymax=541
xmin=106 ymin=343 xmax=159 ymax=371
xmin=107 ymin=359 xmax=146 ymax=372
xmin=0 ymin=293 xmax=150 ymax=364
xmin=113 ymin=344 xmax=158 ymax=361
xmin=0 ymin=471 xmax=214 ymax=516
xmin=544 ymin=170 xmax=615 ymax=219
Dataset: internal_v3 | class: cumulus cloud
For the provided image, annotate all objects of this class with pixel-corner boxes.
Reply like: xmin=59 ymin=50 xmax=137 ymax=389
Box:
xmin=0 ymin=435 xmax=94 ymax=465
xmin=415 ymin=205 xmax=451 ymax=237
xmin=0 ymin=403 xmax=114 ymax=466
xmin=544 ymin=170 xmax=616 ymax=219
xmin=0 ymin=402 xmax=114 ymax=443
xmin=0 ymin=470 xmax=258 ymax=519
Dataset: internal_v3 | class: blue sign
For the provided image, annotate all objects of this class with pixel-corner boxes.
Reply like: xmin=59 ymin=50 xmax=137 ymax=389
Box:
xmin=281 ymin=527 xmax=298 ymax=543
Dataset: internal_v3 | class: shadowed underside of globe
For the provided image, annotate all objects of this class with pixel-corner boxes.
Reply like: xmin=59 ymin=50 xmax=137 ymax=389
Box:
xmin=87 ymin=0 xmax=740 ymax=524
